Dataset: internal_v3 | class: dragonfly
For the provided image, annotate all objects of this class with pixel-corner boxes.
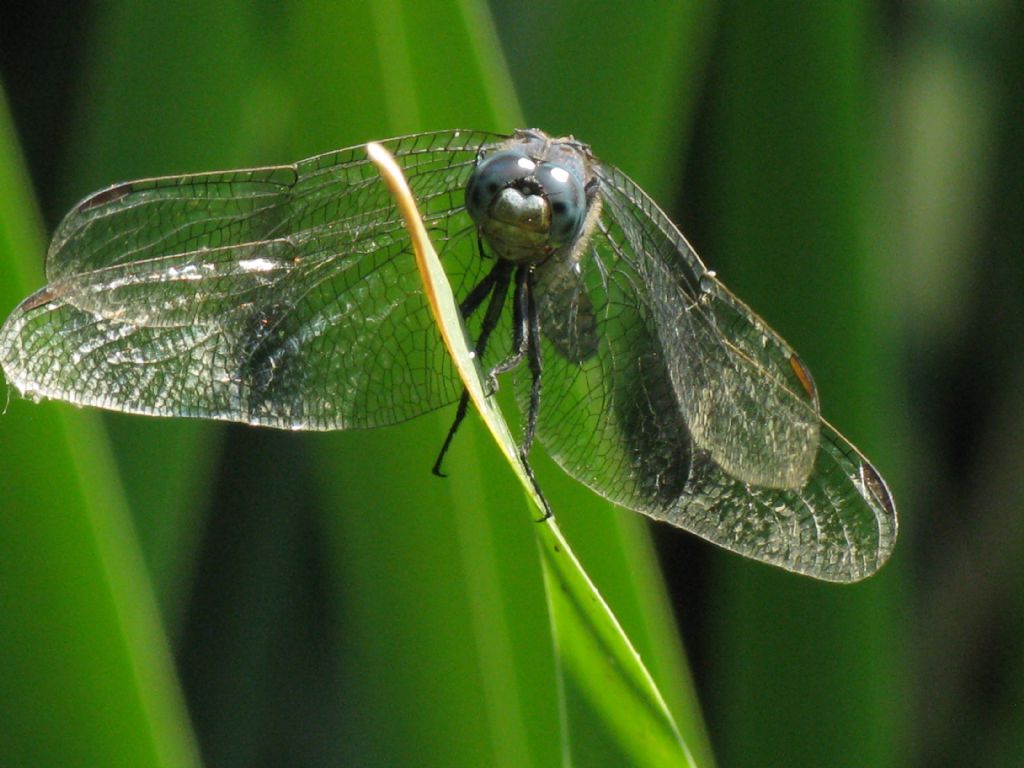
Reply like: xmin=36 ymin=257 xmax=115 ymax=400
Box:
xmin=0 ymin=128 xmax=896 ymax=582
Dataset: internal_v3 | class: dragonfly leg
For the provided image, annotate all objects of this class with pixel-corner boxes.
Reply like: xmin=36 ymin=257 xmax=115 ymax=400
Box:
xmin=520 ymin=448 xmax=553 ymax=522
xmin=459 ymin=259 xmax=503 ymax=318
xmin=432 ymin=389 xmax=471 ymax=478
xmin=467 ymin=261 xmax=513 ymax=363
xmin=519 ymin=271 xmax=551 ymax=522
xmin=521 ymin=272 xmax=542 ymax=458
xmin=487 ymin=265 xmax=531 ymax=388
xmin=432 ymin=261 xmax=512 ymax=477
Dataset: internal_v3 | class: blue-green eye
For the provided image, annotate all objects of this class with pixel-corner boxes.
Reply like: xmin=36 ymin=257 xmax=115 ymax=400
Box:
xmin=535 ymin=162 xmax=587 ymax=245
xmin=465 ymin=149 xmax=588 ymax=262
xmin=465 ymin=151 xmax=531 ymax=224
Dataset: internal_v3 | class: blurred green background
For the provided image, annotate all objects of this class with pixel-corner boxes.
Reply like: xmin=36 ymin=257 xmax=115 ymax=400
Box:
xmin=1 ymin=1 xmax=1021 ymax=766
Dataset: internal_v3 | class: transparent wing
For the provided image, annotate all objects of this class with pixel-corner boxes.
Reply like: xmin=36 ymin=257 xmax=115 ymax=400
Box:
xmin=525 ymin=163 xmax=896 ymax=581
xmin=0 ymin=130 xmax=509 ymax=430
xmin=596 ymin=166 xmax=821 ymax=488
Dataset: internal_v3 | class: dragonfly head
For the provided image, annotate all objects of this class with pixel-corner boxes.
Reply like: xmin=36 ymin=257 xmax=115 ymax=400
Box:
xmin=465 ymin=146 xmax=588 ymax=264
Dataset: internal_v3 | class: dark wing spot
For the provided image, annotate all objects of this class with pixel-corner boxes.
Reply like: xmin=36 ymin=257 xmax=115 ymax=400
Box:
xmin=789 ymin=353 xmax=818 ymax=401
xmin=18 ymin=286 xmax=61 ymax=313
xmin=76 ymin=183 xmax=134 ymax=212
xmin=859 ymin=461 xmax=896 ymax=517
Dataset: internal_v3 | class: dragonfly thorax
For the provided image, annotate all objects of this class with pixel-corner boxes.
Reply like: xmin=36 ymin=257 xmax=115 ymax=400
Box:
xmin=465 ymin=146 xmax=588 ymax=264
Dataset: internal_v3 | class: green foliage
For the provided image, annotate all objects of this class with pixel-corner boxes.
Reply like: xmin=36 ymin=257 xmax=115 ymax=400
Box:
xmin=0 ymin=89 xmax=200 ymax=768
xmin=370 ymin=140 xmax=695 ymax=764
xmin=700 ymin=5 xmax=903 ymax=766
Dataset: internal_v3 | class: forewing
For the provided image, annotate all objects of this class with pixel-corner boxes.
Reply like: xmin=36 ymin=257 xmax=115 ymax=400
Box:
xmin=526 ymin=162 xmax=896 ymax=580
xmin=1 ymin=130 xmax=507 ymax=429
xmin=596 ymin=166 xmax=821 ymax=489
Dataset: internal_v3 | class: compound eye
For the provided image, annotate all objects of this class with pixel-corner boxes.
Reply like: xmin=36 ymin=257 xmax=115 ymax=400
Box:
xmin=536 ymin=163 xmax=587 ymax=245
xmin=465 ymin=151 xmax=535 ymax=225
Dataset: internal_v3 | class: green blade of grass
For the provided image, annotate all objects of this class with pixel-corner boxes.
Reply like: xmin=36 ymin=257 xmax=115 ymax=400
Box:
xmin=0 ymin=85 xmax=199 ymax=768
xmin=493 ymin=3 xmax=720 ymax=763
xmin=700 ymin=4 xmax=903 ymax=765
xmin=369 ymin=140 xmax=696 ymax=767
